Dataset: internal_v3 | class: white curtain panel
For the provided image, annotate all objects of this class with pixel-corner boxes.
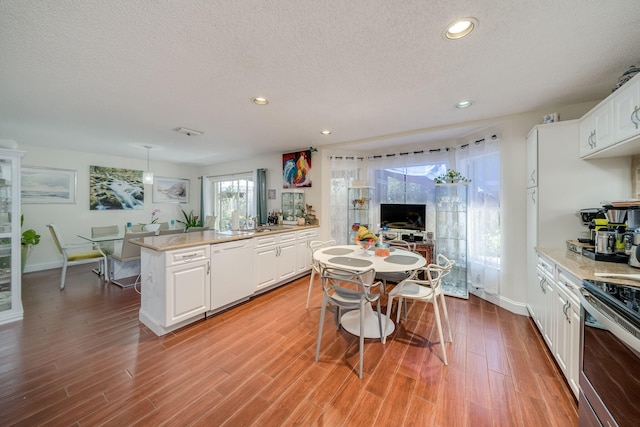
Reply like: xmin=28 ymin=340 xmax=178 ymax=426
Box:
xmin=328 ymin=154 xmax=364 ymax=244
xmin=456 ymin=135 xmax=502 ymax=295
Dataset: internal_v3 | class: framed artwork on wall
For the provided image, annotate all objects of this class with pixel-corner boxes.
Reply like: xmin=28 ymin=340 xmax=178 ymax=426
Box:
xmin=283 ymin=150 xmax=312 ymax=188
xmin=21 ymin=166 xmax=77 ymax=204
xmin=89 ymin=165 xmax=144 ymax=210
xmin=152 ymin=177 xmax=189 ymax=203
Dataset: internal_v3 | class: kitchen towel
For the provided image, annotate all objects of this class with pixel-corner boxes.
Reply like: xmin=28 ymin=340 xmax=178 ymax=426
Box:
xmin=231 ymin=210 xmax=239 ymax=230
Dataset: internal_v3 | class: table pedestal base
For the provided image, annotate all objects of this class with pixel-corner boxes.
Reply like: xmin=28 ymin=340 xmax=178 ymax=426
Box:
xmin=341 ymin=303 xmax=395 ymax=338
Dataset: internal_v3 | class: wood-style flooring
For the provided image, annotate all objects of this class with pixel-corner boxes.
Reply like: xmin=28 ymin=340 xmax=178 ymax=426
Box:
xmin=0 ymin=266 xmax=578 ymax=426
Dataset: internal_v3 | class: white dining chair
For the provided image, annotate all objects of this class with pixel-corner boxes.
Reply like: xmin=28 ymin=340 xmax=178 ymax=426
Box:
xmin=315 ymin=265 xmax=383 ymax=378
xmin=375 ymin=239 xmax=418 ymax=292
xmin=306 ymin=239 xmax=336 ymax=308
xmin=90 ymin=224 xmax=120 ymax=256
xmin=383 ymin=262 xmax=453 ymax=365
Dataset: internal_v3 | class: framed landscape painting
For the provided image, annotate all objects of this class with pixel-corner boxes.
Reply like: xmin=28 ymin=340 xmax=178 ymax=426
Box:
xmin=89 ymin=165 xmax=144 ymax=210
xmin=152 ymin=177 xmax=189 ymax=203
xmin=21 ymin=166 xmax=77 ymax=204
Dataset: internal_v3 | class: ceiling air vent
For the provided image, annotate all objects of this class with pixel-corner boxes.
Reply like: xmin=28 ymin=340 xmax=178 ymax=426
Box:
xmin=172 ymin=127 xmax=203 ymax=136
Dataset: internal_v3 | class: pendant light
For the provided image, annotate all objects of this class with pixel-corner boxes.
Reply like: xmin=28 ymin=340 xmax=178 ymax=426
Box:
xmin=143 ymin=145 xmax=154 ymax=184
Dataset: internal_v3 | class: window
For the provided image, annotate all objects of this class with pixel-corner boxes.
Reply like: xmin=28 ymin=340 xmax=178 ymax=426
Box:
xmin=203 ymin=172 xmax=254 ymax=231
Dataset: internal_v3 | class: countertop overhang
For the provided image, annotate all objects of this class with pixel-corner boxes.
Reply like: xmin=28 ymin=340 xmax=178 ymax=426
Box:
xmin=537 ymin=247 xmax=640 ymax=287
xmin=130 ymin=225 xmax=319 ymax=252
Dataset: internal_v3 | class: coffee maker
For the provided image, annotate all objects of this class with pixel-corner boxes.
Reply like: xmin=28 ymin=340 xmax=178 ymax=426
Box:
xmin=580 ymin=205 xmax=630 ymax=263
xmin=626 ymin=206 xmax=640 ymax=267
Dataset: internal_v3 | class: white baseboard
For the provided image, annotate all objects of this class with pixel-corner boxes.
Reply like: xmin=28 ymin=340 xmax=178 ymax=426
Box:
xmin=469 ymin=287 xmax=529 ymax=316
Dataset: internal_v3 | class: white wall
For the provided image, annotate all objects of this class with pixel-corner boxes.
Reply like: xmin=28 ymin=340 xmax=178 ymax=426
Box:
xmin=19 ymin=143 xmax=201 ymax=272
xmin=18 ymin=99 xmax=632 ymax=315
xmin=199 ymin=152 xmax=323 ymax=227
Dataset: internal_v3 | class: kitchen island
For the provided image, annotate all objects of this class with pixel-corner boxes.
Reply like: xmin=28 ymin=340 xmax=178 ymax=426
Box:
xmin=131 ymin=225 xmax=319 ymax=336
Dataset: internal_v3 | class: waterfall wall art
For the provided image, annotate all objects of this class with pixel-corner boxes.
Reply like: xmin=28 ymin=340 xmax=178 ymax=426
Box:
xmin=89 ymin=166 xmax=144 ymax=210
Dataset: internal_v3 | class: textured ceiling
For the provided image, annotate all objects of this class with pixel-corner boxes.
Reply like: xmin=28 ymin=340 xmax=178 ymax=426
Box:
xmin=1 ymin=0 xmax=640 ymax=165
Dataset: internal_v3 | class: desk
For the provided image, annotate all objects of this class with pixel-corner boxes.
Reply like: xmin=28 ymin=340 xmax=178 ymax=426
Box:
xmin=313 ymin=244 xmax=426 ymax=338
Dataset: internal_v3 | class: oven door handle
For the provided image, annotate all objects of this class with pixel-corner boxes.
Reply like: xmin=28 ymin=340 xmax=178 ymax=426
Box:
xmin=579 ymin=289 xmax=640 ymax=354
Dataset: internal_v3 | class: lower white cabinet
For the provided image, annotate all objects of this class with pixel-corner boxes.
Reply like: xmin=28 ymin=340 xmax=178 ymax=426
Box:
xmin=530 ymin=252 xmax=581 ymax=399
xmin=210 ymin=239 xmax=254 ymax=311
xmin=296 ymin=229 xmax=318 ymax=274
xmin=254 ymin=232 xmax=297 ymax=291
xmin=139 ymin=245 xmax=211 ymax=336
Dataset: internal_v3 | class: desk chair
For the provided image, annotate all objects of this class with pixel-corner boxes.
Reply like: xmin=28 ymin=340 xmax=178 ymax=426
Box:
xmin=47 ymin=224 xmax=108 ymax=290
xmin=158 ymin=222 xmax=170 ymax=230
xmin=204 ymin=215 xmax=216 ymax=229
xmin=306 ymin=239 xmax=336 ymax=308
xmin=383 ymin=263 xmax=453 ymax=365
xmin=316 ymin=266 xmax=383 ymax=378
xmin=110 ymin=231 xmax=155 ymax=287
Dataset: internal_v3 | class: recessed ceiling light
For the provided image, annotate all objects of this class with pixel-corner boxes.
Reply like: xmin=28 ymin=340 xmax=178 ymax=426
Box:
xmin=455 ymin=100 xmax=473 ymax=109
xmin=320 ymin=130 xmax=332 ymax=135
xmin=252 ymin=97 xmax=268 ymax=105
xmin=444 ymin=17 xmax=478 ymax=40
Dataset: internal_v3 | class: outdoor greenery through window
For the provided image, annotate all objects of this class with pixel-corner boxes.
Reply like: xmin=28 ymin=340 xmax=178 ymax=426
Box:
xmin=203 ymin=172 xmax=254 ymax=231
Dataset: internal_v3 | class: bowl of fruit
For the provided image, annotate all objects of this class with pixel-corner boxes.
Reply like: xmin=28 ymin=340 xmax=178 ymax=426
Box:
xmin=354 ymin=225 xmax=379 ymax=256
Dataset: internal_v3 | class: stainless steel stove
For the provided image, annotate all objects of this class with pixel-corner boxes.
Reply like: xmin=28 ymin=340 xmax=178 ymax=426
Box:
xmin=579 ymin=279 xmax=640 ymax=427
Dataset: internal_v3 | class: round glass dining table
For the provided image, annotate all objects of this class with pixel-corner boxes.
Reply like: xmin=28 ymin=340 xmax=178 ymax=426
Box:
xmin=312 ymin=244 xmax=426 ymax=338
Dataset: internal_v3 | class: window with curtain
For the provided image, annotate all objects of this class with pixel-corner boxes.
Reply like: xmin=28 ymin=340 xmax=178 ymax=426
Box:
xmin=329 ymin=136 xmax=501 ymax=295
xmin=202 ymin=172 xmax=254 ymax=231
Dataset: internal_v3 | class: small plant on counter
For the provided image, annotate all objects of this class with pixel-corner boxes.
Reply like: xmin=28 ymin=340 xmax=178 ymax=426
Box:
xmin=177 ymin=207 xmax=202 ymax=230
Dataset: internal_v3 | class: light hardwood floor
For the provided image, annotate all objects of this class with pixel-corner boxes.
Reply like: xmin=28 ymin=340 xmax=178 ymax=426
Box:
xmin=0 ymin=265 xmax=578 ymax=426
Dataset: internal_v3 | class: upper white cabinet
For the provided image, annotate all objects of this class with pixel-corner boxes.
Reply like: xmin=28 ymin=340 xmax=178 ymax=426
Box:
xmin=581 ymin=73 xmax=640 ymax=159
xmin=579 ymin=103 xmax=614 ymax=157
xmin=613 ymin=75 xmax=640 ymax=142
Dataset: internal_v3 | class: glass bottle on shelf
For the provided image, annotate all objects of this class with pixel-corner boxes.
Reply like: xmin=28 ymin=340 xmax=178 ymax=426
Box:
xmin=347 ymin=186 xmax=374 ymax=242
xmin=0 ymin=149 xmax=25 ymax=325
xmin=435 ymin=182 xmax=468 ymax=299
xmin=281 ymin=190 xmax=305 ymax=225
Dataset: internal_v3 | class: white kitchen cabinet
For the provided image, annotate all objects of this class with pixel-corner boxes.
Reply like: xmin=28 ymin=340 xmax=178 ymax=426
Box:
xmin=0 ymin=149 xmax=25 ymax=326
xmin=210 ymin=239 xmax=254 ymax=312
xmin=555 ymin=267 xmax=581 ymax=398
xmin=534 ymin=255 xmax=555 ymax=350
xmin=139 ymin=245 xmax=210 ymax=336
xmin=254 ymin=232 xmax=297 ymax=291
xmin=581 ymin=72 xmax=640 ymax=159
xmin=579 ymin=103 xmax=614 ymax=157
xmin=613 ymin=73 xmax=640 ymax=143
xmin=296 ymin=228 xmax=318 ymax=274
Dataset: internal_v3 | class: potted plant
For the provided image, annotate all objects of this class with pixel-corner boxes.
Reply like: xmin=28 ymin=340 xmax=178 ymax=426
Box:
xmin=177 ymin=207 xmax=202 ymax=231
xmin=142 ymin=209 xmax=161 ymax=232
xmin=21 ymin=215 xmax=41 ymax=273
xmin=434 ymin=169 xmax=470 ymax=184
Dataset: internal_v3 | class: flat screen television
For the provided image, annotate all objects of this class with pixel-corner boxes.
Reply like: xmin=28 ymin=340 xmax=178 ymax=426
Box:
xmin=380 ymin=203 xmax=426 ymax=231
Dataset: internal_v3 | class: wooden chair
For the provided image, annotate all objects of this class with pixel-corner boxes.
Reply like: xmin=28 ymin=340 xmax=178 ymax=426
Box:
xmin=47 ymin=224 xmax=108 ymax=290
xmin=315 ymin=266 xmax=383 ymax=378
xmin=306 ymin=239 xmax=336 ymax=308
xmin=383 ymin=262 xmax=453 ymax=365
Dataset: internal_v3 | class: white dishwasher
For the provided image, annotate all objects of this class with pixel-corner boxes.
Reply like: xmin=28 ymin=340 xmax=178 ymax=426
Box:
xmin=210 ymin=239 xmax=255 ymax=312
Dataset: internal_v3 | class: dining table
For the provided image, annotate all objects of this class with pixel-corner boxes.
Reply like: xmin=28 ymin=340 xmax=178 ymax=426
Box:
xmin=313 ymin=244 xmax=426 ymax=339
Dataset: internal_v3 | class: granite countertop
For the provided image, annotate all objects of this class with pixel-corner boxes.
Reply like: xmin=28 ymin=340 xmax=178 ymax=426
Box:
xmin=130 ymin=224 xmax=319 ymax=252
xmin=537 ymin=246 xmax=640 ymax=287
